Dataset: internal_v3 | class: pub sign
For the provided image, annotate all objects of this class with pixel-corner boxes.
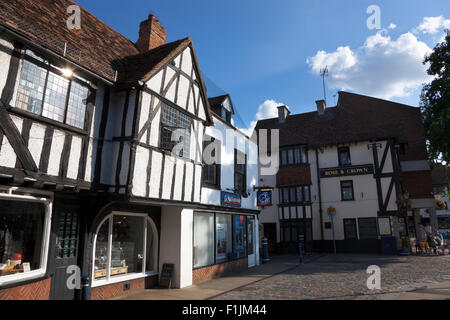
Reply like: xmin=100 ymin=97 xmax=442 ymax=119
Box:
xmin=320 ymin=164 xmax=374 ymax=178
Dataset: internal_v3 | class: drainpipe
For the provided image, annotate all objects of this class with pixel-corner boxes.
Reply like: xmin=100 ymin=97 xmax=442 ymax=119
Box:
xmin=315 ymin=149 xmax=324 ymax=244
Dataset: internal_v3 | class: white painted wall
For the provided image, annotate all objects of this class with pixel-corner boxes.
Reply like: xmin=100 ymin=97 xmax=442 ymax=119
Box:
xmin=201 ymin=116 xmax=258 ymax=211
xmin=159 ymin=206 xmax=193 ymax=288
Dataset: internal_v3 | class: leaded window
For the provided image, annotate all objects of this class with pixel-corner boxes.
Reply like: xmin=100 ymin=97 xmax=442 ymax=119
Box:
xmin=161 ymin=104 xmax=191 ymax=158
xmin=15 ymin=49 xmax=90 ymax=129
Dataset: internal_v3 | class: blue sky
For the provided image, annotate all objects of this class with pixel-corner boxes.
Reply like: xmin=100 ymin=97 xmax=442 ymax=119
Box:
xmin=76 ymin=0 xmax=450 ymax=130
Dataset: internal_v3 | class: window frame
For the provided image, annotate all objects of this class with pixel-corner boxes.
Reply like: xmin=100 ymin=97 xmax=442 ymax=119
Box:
xmin=13 ymin=49 xmax=91 ymax=131
xmin=193 ymin=212 xmax=254 ymax=270
xmin=279 ymin=185 xmax=311 ymax=204
xmin=91 ymin=212 xmax=159 ymax=288
xmin=0 ymin=188 xmax=52 ymax=287
xmin=201 ymin=136 xmax=221 ymax=189
xmin=340 ymin=180 xmax=355 ymax=201
xmin=279 ymin=145 xmax=308 ymax=167
xmin=159 ymin=103 xmax=193 ymax=159
xmin=234 ymin=149 xmax=247 ymax=196
xmin=343 ymin=218 xmax=358 ymax=240
xmin=338 ymin=146 xmax=352 ymax=166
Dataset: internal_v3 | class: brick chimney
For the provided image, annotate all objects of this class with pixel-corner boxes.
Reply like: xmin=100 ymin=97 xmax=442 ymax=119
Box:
xmin=316 ymin=100 xmax=326 ymax=115
xmin=136 ymin=14 xmax=167 ymax=52
xmin=277 ymin=105 xmax=290 ymax=123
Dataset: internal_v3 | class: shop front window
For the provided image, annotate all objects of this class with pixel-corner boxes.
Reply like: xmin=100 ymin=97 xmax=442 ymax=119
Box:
xmin=215 ymin=214 xmax=232 ymax=263
xmin=0 ymin=197 xmax=50 ymax=285
xmin=193 ymin=212 xmax=214 ymax=268
xmin=233 ymin=216 xmax=247 ymax=259
xmin=93 ymin=213 xmax=158 ymax=284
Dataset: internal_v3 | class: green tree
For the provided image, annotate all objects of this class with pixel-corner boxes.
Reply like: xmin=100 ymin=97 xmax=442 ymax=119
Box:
xmin=420 ymin=30 xmax=450 ymax=165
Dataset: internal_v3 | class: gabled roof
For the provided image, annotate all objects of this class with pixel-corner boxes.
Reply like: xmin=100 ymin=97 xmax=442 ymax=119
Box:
xmin=0 ymin=0 xmax=140 ymax=82
xmin=208 ymin=94 xmax=235 ymax=114
xmin=114 ymin=38 xmax=191 ymax=84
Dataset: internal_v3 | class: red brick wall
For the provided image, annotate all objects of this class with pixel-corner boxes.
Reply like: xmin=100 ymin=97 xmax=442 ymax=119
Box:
xmin=192 ymin=258 xmax=248 ymax=284
xmin=403 ymin=171 xmax=434 ymax=199
xmin=277 ymin=165 xmax=312 ymax=187
xmin=90 ymin=275 xmax=158 ymax=300
xmin=0 ymin=278 xmax=51 ymax=300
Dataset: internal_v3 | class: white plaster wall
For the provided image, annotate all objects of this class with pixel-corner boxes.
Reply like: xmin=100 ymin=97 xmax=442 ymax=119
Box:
xmin=173 ymin=158 xmax=185 ymax=201
xmin=27 ymin=122 xmax=45 ymax=166
xmin=184 ymin=162 xmax=194 ymax=201
xmin=159 ymin=206 xmax=193 ymax=288
xmin=66 ymin=135 xmax=81 ymax=179
xmin=47 ymin=129 xmax=65 ymax=176
xmin=148 ymin=150 xmax=162 ymax=198
xmin=132 ymin=146 xmax=149 ymax=197
xmin=181 ymin=47 xmax=193 ymax=76
xmin=0 ymin=37 xmax=13 ymax=96
xmin=177 ymin=75 xmax=190 ymax=110
xmin=201 ymin=116 xmax=258 ymax=210
xmin=146 ymin=69 xmax=163 ymax=94
xmin=161 ymin=155 xmax=175 ymax=200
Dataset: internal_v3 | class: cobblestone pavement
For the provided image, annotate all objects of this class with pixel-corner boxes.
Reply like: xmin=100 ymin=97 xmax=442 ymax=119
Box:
xmin=212 ymin=254 xmax=450 ymax=300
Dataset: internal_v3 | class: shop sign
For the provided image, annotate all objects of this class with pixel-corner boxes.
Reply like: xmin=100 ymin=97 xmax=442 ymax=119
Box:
xmin=257 ymin=189 xmax=272 ymax=207
xmin=221 ymin=191 xmax=241 ymax=207
xmin=320 ymin=164 xmax=374 ymax=178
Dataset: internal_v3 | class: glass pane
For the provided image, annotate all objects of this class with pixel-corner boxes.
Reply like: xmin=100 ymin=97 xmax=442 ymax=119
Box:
xmin=247 ymin=217 xmax=254 ymax=255
xmin=288 ymin=149 xmax=294 ymax=164
xmin=344 ymin=219 xmax=357 ymax=239
xmin=193 ymin=212 xmax=214 ymax=268
xmin=94 ymin=220 xmax=109 ymax=280
xmin=296 ymin=187 xmax=303 ymax=202
xmin=281 ymin=150 xmax=287 ymax=166
xmin=15 ymin=60 xmax=46 ymax=115
xmin=294 ymin=148 xmax=301 ymax=164
xmin=0 ymin=200 xmax=45 ymax=276
xmin=283 ymin=188 xmax=289 ymax=204
xmin=301 ymin=147 xmax=308 ymax=163
xmin=216 ymin=214 xmax=232 ymax=263
xmin=145 ymin=220 xmax=157 ymax=273
xmin=66 ymin=81 xmax=88 ymax=129
xmin=290 ymin=187 xmax=296 ymax=203
xmin=111 ymin=215 xmax=144 ymax=278
xmin=233 ymin=216 xmax=247 ymax=259
xmin=42 ymin=71 xmax=69 ymax=123
xmin=303 ymin=186 xmax=310 ymax=202
xmin=339 ymin=148 xmax=351 ymax=165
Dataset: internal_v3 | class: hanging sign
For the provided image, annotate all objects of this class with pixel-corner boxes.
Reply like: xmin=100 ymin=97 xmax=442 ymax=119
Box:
xmin=327 ymin=207 xmax=336 ymax=215
xmin=257 ymin=189 xmax=272 ymax=207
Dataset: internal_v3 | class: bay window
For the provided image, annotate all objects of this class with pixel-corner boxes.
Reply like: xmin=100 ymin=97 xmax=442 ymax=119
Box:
xmin=92 ymin=213 xmax=158 ymax=285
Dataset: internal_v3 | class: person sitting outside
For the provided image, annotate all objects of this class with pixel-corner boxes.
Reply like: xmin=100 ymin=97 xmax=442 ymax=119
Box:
xmin=444 ymin=231 xmax=450 ymax=255
xmin=432 ymin=230 xmax=444 ymax=255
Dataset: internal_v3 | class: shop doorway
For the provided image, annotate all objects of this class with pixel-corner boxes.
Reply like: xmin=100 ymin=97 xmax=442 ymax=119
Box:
xmin=263 ymin=223 xmax=277 ymax=253
xmin=247 ymin=217 xmax=256 ymax=268
xmin=50 ymin=204 xmax=81 ymax=300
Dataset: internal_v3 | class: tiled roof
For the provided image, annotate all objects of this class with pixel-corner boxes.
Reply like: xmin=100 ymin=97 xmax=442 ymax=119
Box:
xmin=255 ymin=92 xmax=426 ymax=160
xmin=0 ymin=0 xmax=140 ymax=82
xmin=114 ymin=38 xmax=191 ymax=84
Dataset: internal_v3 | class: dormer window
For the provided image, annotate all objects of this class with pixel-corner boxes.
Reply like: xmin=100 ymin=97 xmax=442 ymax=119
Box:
xmin=14 ymin=49 xmax=90 ymax=130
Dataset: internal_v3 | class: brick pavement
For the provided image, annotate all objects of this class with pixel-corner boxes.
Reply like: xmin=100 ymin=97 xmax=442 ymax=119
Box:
xmin=212 ymin=254 xmax=450 ymax=300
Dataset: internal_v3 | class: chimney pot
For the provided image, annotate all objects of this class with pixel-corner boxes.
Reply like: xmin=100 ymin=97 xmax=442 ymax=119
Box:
xmin=277 ymin=105 xmax=290 ymax=123
xmin=316 ymin=100 xmax=326 ymax=115
xmin=136 ymin=14 xmax=167 ymax=52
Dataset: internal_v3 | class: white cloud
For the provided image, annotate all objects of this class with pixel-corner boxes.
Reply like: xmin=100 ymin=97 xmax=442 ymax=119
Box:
xmin=388 ymin=23 xmax=397 ymax=29
xmin=238 ymin=99 xmax=286 ymax=137
xmin=306 ymin=31 xmax=433 ymax=99
xmin=414 ymin=16 xmax=450 ymax=34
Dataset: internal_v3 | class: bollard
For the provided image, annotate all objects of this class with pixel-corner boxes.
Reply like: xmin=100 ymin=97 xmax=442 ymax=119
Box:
xmin=262 ymin=237 xmax=270 ymax=264
xmin=298 ymin=234 xmax=305 ymax=263
xmin=81 ymin=275 xmax=90 ymax=300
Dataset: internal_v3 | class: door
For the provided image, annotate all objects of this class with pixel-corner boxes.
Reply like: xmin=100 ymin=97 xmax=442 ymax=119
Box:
xmin=50 ymin=206 xmax=81 ymax=300
xmin=247 ymin=216 xmax=256 ymax=267
xmin=263 ymin=223 xmax=277 ymax=253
